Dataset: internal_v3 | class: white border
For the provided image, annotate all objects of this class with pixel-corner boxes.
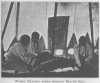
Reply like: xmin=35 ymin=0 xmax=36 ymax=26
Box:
xmin=0 ymin=0 xmax=100 ymax=83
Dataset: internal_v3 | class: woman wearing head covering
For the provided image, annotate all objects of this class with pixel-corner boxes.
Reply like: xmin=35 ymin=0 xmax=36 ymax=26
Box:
xmin=4 ymin=34 xmax=33 ymax=73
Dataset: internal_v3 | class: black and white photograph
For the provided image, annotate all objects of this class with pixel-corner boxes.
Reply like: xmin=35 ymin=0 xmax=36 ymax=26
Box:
xmin=1 ymin=0 xmax=99 ymax=80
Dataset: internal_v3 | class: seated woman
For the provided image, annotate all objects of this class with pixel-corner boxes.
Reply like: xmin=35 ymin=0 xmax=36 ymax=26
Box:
xmin=74 ymin=36 xmax=93 ymax=74
xmin=4 ymin=35 xmax=34 ymax=73
xmin=27 ymin=31 xmax=45 ymax=55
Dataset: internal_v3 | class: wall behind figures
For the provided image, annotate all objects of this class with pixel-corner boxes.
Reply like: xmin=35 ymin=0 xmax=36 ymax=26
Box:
xmin=1 ymin=2 xmax=99 ymax=51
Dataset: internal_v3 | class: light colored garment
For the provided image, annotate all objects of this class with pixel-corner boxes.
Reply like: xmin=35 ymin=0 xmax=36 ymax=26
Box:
xmin=27 ymin=36 xmax=46 ymax=55
xmin=27 ymin=36 xmax=46 ymax=67
xmin=74 ymin=43 xmax=93 ymax=67
xmin=4 ymin=42 xmax=32 ymax=72
xmin=6 ymin=42 xmax=31 ymax=64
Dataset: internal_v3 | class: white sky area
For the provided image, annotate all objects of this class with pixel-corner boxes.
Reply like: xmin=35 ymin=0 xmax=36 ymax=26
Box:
xmin=1 ymin=2 xmax=99 ymax=51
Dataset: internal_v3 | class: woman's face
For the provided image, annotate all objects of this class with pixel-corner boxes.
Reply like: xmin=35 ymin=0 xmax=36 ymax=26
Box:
xmin=32 ymin=36 xmax=39 ymax=42
xmin=22 ymin=40 xmax=30 ymax=46
xmin=80 ymin=42 xmax=86 ymax=46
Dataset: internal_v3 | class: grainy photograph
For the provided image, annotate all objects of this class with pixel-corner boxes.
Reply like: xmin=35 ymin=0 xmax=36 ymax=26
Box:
xmin=1 ymin=1 xmax=99 ymax=78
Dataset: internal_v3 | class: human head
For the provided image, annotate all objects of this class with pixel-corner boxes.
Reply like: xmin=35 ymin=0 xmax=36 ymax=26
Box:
xmin=20 ymin=34 xmax=30 ymax=46
xmin=31 ymin=32 xmax=39 ymax=42
xmin=79 ymin=36 xmax=86 ymax=46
